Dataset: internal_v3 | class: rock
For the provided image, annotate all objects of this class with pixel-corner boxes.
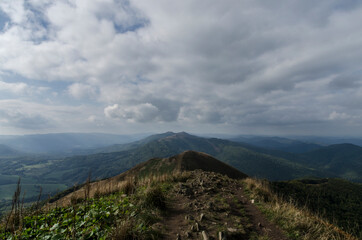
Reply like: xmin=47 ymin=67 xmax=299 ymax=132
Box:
xmin=218 ymin=231 xmax=225 ymax=240
xmin=251 ymin=199 xmax=255 ymax=204
xmin=201 ymin=231 xmax=209 ymax=240
xmin=195 ymin=222 xmax=200 ymax=231
xmin=227 ymin=227 xmax=237 ymax=232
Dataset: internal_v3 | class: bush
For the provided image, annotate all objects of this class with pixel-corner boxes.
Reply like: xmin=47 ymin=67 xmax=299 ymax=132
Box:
xmin=121 ymin=178 xmax=136 ymax=195
xmin=143 ymin=186 xmax=166 ymax=210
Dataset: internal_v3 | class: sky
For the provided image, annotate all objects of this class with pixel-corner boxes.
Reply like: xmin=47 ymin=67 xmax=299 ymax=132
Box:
xmin=1 ymin=0 xmax=362 ymax=136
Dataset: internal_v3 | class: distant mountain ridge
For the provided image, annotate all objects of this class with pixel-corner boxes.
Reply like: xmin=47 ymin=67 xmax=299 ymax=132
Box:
xmin=0 ymin=133 xmax=143 ymax=154
xmin=0 ymin=144 xmax=19 ymax=156
xmin=230 ymin=136 xmax=323 ymax=153
xmin=298 ymin=143 xmax=362 ymax=181
xmin=41 ymin=132 xmax=326 ymax=184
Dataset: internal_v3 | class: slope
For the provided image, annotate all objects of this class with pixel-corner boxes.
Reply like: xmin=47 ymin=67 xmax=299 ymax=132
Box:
xmin=0 ymin=144 xmax=19 ymax=156
xmin=1 ymin=152 xmax=355 ymax=240
xmin=299 ymin=144 xmax=362 ymax=181
xmin=271 ymin=178 xmax=362 ymax=237
xmin=231 ymin=136 xmax=323 ymax=153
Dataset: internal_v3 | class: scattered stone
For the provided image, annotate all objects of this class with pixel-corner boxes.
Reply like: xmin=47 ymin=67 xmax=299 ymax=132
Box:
xmin=218 ymin=231 xmax=225 ymax=240
xmin=251 ymin=199 xmax=255 ymax=204
xmin=195 ymin=222 xmax=200 ymax=231
xmin=201 ymin=231 xmax=209 ymax=240
xmin=200 ymin=213 xmax=205 ymax=222
xmin=227 ymin=227 xmax=237 ymax=232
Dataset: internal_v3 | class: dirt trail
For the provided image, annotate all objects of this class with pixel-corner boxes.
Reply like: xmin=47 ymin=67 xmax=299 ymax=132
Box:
xmin=161 ymin=194 xmax=189 ymax=239
xmin=159 ymin=170 xmax=288 ymax=240
xmin=236 ymin=188 xmax=288 ymax=240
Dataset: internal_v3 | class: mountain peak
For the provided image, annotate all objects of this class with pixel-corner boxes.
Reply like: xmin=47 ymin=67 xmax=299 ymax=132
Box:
xmin=117 ymin=150 xmax=248 ymax=181
xmin=175 ymin=150 xmax=248 ymax=179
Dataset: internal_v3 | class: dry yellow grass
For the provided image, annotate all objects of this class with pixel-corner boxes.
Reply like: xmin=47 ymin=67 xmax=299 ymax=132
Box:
xmin=48 ymin=170 xmax=190 ymax=208
xmin=242 ymin=178 xmax=357 ymax=240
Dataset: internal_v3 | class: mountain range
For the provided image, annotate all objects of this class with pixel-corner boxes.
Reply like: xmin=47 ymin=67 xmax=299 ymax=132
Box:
xmin=43 ymin=132 xmax=328 ymax=184
xmin=0 ymin=132 xmax=361 ymax=238
xmin=1 ymin=131 xmax=362 ymax=215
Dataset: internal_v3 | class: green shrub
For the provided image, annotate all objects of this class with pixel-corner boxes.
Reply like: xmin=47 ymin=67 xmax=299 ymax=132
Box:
xmin=143 ymin=186 xmax=166 ymax=210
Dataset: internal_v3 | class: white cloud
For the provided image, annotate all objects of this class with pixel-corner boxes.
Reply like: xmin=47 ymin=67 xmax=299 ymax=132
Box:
xmin=0 ymin=109 xmax=51 ymax=129
xmin=328 ymin=111 xmax=350 ymax=121
xmin=87 ymin=115 xmax=97 ymax=123
xmin=1 ymin=1 xmax=362 ymax=135
xmin=68 ymin=83 xmax=97 ymax=99
xmin=0 ymin=0 xmax=26 ymax=24
xmin=0 ymin=80 xmax=27 ymax=93
xmin=105 ymin=103 xmax=159 ymax=122
xmin=0 ymin=79 xmax=49 ymax=96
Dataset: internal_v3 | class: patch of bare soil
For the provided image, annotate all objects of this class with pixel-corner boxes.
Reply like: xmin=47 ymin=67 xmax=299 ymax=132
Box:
xmin=156 ymin=170 xmax=288 ymax=240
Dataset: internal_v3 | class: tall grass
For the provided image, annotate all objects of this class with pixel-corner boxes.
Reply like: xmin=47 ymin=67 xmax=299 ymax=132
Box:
xmin=242 ymin=178 xmax=357 ymax=240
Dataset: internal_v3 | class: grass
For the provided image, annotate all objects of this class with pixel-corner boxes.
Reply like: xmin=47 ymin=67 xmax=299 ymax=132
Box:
xmin=2 ymin=169 xmax=357 ymax=239
xmin=242 ymin=178 xmax=358 ymax=240
xmin=0 ymin=171 xmax=188 ymax=239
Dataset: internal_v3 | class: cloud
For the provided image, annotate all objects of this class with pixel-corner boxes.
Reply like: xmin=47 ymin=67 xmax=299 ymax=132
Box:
xmin=329 ymin=74 xmax=362 ymax=89
xmin=0 ymin=109 xmax=51 ymax=129
xmin=328 ymin=111 xmax=350 ymax=121
xmin=0 ymin=80 xmax=27 ymax=93
xmin=105 ymin=103 xmax=159 ymax=122
xmin=68 ymin=83 xmax=97 ymax=99
xmin=0 ymin=79 xmax=49 ymax=96
xmin=1 ymin=1 xmax=362 ymax=135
